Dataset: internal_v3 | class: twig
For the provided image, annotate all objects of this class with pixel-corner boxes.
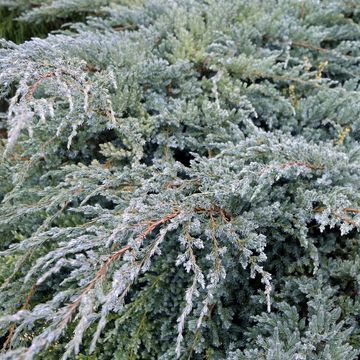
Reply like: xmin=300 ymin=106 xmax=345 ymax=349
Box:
xmin=62 ymin=209 xmax=181 ymax=322
xmin=112 ymin=24 xmax=139 ymax=32
xmin=261 ymin=160 xmax=324 ymax=175
xmin=3 ymin=283 xmax=37 ymax=350
xmin=280 ymin=161 xmax=324 ymax=170
xmin=26 ymin=72 xmax=55 ymax=100
xmin=314 ymin=206 xmax=359 ymax=226
xmin=343 ymin=208 xmax=360 ymax=214
xmin=194 ymin=205 xmax=231 ymax=222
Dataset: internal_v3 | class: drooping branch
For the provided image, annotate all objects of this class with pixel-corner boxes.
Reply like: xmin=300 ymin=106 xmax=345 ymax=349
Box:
xmin=63 ymin=209 xmax=181 ymax=322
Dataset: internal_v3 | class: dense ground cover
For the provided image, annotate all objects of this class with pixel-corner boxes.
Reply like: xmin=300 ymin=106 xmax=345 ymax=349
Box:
xmin=0 ymin=1 xmax=360 ymax=359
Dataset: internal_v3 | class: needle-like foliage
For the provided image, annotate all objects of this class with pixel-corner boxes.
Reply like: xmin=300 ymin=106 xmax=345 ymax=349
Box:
xmin=0 ymin=1 xmax=360 ymax=359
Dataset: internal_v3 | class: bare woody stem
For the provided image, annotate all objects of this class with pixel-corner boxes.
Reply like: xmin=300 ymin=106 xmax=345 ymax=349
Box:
xmin=63 ymin=209 xmax=181 ymax=322
xmin=63 ymin=204 xmax=230 ymax=323
xmin=3 ymin=283 xmax=37 ymax=350
xmin=26 ymin=72 xmax=55 ymax=99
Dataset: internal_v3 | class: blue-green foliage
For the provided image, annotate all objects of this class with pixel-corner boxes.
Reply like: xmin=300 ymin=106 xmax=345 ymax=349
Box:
xmin=0 ymin=0 xmax=359 ymax=359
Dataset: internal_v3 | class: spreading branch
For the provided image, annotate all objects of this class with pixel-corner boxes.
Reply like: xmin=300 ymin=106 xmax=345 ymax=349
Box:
xmin=63 ymin=209 xmax=181 ymax=322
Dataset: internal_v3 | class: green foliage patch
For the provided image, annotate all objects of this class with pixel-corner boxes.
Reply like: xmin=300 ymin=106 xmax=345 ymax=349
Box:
xmin=0 ymin=1 xmax=359 ymax=359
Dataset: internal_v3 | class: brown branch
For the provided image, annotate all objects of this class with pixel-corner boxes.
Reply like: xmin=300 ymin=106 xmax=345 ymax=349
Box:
xmin=85 ymin=63 xmax=99 ymax=73
xmin=290 ymin=41 xmax=352 ymax=60
xmin=26 ymin=72 xmax=55 ymax=100
xmin=63 ymin=244 xmax=131 ymax=320
xmin=194 ymin=205 xmax=231 ymax=222
xmin=3 ymin=283 xmax=37 ymax=350
xmin=63 ymin=209 xmax=180 ymax=322
xmin=343 ymin=208 xmax=360 ymax=214
xmin=112 ymin=24 xmax=139 ymax=32
xmin=261 ymin=161 xmax=324 ymax=176
xmin=299 ymin=2 xmax=305 ymax=20
xmin=315 ymin=207 xmax=360 ymax=215
xmin=336 ymin=208 xmax=360 ymax=226
xmin=334 ymin=213 xmax=357 ymax=226
xmin=280 ymin=161 xmax=324 ymax=170
xmin=293 ymin=41 xmax=329 ymax=54
xmin=313 ymin=206 xmax=325 ymax=213
xmin=314 ymin=206 xmax=359 ymax=226
xmin=0 ymin=128 xmax=7 ymax=139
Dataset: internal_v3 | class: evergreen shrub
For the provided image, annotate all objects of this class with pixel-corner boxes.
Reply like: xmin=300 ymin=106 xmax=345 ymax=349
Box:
xmin=0 ymin=1 xmax=360 ymax=359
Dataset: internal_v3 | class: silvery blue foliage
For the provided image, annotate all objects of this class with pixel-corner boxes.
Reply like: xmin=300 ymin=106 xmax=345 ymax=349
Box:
xmin=0 ymin=0 xmax=359 ymax=359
